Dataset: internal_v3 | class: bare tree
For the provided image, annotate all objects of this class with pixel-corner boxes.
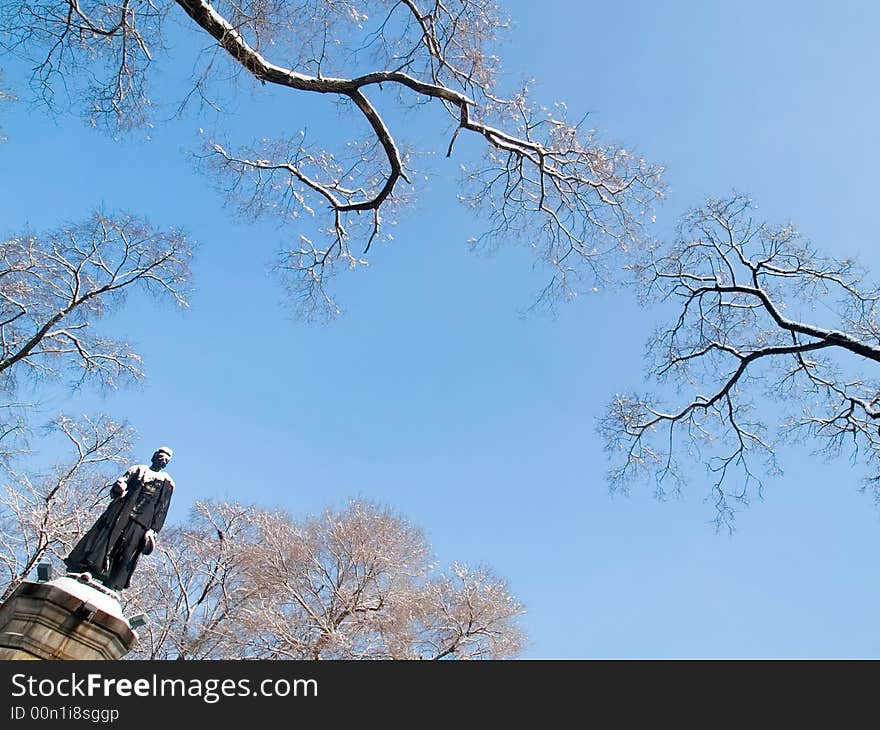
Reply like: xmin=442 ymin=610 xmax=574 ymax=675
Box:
xmin=0 ymin=414 xmax=135 ymax=600
xmin=119 ymin=501 xmax=254 ymax=659
xmin=0 ymin=209 xmax=190 ymax=506
xmin=2 ymin=0 xmax=664 ymax=319
xmin=126 ymin=499 xmax=524 ymax=659
xmin=0 ymin=211 xmax=191 ymax=394
xmin=600 ymin=194 xmax=880 ymax=529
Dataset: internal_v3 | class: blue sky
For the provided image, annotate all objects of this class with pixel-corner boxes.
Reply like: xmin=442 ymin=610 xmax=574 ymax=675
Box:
xmin=3 ymin=0 xmax=880 ymax=658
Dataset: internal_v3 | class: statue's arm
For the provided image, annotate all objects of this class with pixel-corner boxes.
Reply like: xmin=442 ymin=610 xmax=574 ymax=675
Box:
xmin=110 ymin=467 xmax=136 ymax=498
xmin=150 ymin=478 xmax=175 ymax=534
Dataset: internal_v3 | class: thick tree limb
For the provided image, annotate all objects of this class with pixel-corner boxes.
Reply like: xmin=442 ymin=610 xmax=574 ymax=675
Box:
xmin=3 ymin=0 xmax=663 ymax=319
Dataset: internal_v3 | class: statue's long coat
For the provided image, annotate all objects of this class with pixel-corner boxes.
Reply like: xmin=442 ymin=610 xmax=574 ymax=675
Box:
xmin=64 ymin=465 xmax=174 ymax=590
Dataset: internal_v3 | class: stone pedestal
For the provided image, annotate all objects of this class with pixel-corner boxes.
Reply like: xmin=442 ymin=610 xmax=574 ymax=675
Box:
xmin=0 ymin=577 xmax=135 ymax=660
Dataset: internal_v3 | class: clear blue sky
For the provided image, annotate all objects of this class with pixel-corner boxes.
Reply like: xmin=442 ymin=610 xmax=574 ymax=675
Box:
xmin=3 ymin=0 xmax=880 ymax=658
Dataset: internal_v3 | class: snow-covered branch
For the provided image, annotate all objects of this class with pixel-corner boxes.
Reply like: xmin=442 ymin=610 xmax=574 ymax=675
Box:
xmin=3 ymin=0 xmax=663 ymax=319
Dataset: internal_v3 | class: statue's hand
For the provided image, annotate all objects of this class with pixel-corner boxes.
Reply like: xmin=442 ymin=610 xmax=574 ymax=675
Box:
xmin=110 ymin=483 xmax=126 ymax=499
xmin=143 ymin=529 xmax=156 ymax=555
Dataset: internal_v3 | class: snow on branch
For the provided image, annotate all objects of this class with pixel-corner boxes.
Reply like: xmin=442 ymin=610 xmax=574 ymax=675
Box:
xmin=3 ymin=0 xmax=663 ymax=319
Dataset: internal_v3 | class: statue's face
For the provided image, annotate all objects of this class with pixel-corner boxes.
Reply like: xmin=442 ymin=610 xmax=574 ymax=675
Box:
xmin=152 ymin=450 xmax=171 ymax=469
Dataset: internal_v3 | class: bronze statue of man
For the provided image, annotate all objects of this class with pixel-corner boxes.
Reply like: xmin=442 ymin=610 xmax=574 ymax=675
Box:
xmin=64 ymin=447 xmax=175 ymax=591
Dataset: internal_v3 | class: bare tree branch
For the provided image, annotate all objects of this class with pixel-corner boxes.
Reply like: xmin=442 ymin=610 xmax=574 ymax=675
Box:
xmin=2 ymin=0 xmax=663 ymax=319
xmin=1 ymin=0 xmax=166 ymax=128
xmin=0 ymin=210 xmax=192 ymax=393
xmin=600 ymin=194 xmax=880 ymax=530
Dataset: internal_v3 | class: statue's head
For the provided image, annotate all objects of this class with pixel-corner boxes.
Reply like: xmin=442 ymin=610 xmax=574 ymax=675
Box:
xmin=152 ymin=446 xmax=173 ymax=469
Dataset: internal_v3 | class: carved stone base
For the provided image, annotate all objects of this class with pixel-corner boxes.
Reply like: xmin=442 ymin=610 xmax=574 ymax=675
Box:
xmin=0 ymin=578 xmax=135 ymax=660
